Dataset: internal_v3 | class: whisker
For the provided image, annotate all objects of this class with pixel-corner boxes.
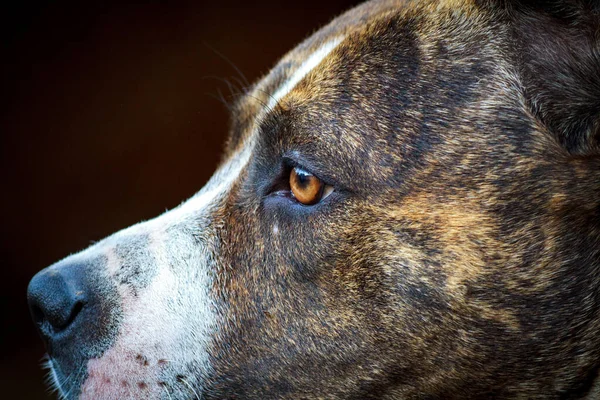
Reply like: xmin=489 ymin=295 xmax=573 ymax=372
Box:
xmin=164 ymin=386 xmax=173 ymax=400
xmin=180 ymin=377 xmax=201 ymax=400
xmin=217 ymin=88 xmax=231 ymax=110
xmin=203 ymin=41 xmax=250 ymax=87
xmin=201 ymin=75 xmax=243 ymax=99
xmin=256 ymin=88 xmax=285 ymax=111
xmin=229 ymin=76 xmax=252 ymax=95
xmin=205 ymin=92 xmax=234 ymax=112
xmin=244 ymin=93 xmax=270 ymax=110
xmin=60 ymin=364 xmax=85 ymax=400
xmin=42 ymin=357 xmax=63 ymax=398
xmin=41 ymin=357 xmax=87 ymax=400
xmin=56 ymin=367 xmax=72 ymax=399
xmin=163 ymin=384 xmax=174 ymax=400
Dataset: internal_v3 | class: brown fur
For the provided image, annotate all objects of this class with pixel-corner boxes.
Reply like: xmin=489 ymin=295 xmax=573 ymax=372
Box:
xmin=203 ymin=0 xmax=600 ymax=398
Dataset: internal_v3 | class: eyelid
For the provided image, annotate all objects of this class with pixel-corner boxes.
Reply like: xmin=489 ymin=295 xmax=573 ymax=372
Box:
xmin=281 ymin=154 xmax=336 ymax=189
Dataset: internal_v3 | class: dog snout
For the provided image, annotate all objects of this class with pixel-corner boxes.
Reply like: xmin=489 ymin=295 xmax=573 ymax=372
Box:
xmin=27 ymin=258 xmax=120 ymax=356
xmin=28 ymin=264 xmax=87 ymax=339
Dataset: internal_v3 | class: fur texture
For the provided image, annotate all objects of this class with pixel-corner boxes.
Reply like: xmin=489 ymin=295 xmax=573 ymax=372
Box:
xmin=28 ymin=0 xmax=600 ymax=399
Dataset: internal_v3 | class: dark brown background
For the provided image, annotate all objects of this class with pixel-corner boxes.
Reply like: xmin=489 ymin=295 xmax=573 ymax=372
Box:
xmin=1 ymin=0 xmax=361 ymax=397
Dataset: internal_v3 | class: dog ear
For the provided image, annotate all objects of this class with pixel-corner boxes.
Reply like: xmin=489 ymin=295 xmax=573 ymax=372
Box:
xmin=480 ymin=0 xmax=600 ymax=155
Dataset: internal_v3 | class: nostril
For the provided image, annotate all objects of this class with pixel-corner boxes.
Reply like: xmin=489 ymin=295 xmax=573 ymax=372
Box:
xmin=63 ymin=301 xmax=84 ymax=330
xmin=31 ymin=303 xmax=46 ymax=327
xmin=30 ymin=296 xmax=85 ymax=335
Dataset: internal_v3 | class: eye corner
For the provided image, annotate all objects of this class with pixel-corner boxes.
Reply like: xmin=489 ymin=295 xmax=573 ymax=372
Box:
xmin=321 ymin=184 xmax=334 ymax=201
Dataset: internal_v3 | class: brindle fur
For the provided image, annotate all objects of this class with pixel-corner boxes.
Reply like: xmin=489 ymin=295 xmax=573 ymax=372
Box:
xmin=28 ymin=0 xmax=600 ymax=398
xmin=205 ymin=0 xmax=600 ymax=398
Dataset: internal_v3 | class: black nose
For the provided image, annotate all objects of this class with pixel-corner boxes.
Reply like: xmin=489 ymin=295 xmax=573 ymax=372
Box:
xmin=27 ymin=257 xmax=121 ymax=359
xmin=27 ymin=264 xmax=88 ymax=343
xmin=27 ymin=258 xmax=121 ymax=395
xmin=28 ymin=266 xmax=87 ymax=336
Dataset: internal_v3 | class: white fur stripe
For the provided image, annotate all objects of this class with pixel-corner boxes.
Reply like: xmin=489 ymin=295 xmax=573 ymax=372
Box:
xmin=268 ymin=37 xmax=343 ymax=110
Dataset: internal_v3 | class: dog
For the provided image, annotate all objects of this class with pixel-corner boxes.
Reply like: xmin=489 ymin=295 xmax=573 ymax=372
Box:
xmin=27 ymin=0 xmax=600 ymax=398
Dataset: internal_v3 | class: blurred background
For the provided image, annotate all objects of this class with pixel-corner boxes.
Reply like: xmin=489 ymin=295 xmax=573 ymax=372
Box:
xmin=1 ymin=0 xmax=360 ymax=397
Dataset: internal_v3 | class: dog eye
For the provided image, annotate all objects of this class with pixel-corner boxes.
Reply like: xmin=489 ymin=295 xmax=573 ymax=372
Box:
xmin=289 ymin=167 xmax=332 ymax=205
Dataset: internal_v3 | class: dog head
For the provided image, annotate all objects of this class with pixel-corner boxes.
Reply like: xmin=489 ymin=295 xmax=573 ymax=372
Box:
xmin=28 ymin=0 xmax=600 ymax=398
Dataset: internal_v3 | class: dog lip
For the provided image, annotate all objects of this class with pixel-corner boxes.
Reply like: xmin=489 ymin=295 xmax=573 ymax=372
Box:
xmin=80 ymin=349 xmax=172 ymax=400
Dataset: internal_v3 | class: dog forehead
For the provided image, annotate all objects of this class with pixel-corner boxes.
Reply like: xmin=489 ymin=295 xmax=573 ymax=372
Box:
xmin=253 ymin=0 xmax=482 ymax=97
xmin=226 ymin=0 xmax=417 ymax=147
xmin=257 ymin=0 xmax=406 ymax=101
xmin=230 ymin=0 xmax=487 ymax=148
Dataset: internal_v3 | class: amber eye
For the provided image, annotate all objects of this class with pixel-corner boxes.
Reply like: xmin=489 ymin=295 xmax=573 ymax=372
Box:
xmin=290 ymin=167 xmax=325 ymax=205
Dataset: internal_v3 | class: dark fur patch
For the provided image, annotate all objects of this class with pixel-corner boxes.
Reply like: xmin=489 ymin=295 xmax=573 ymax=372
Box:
xmin=204 ymin=0 xmax=600 ymax=398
